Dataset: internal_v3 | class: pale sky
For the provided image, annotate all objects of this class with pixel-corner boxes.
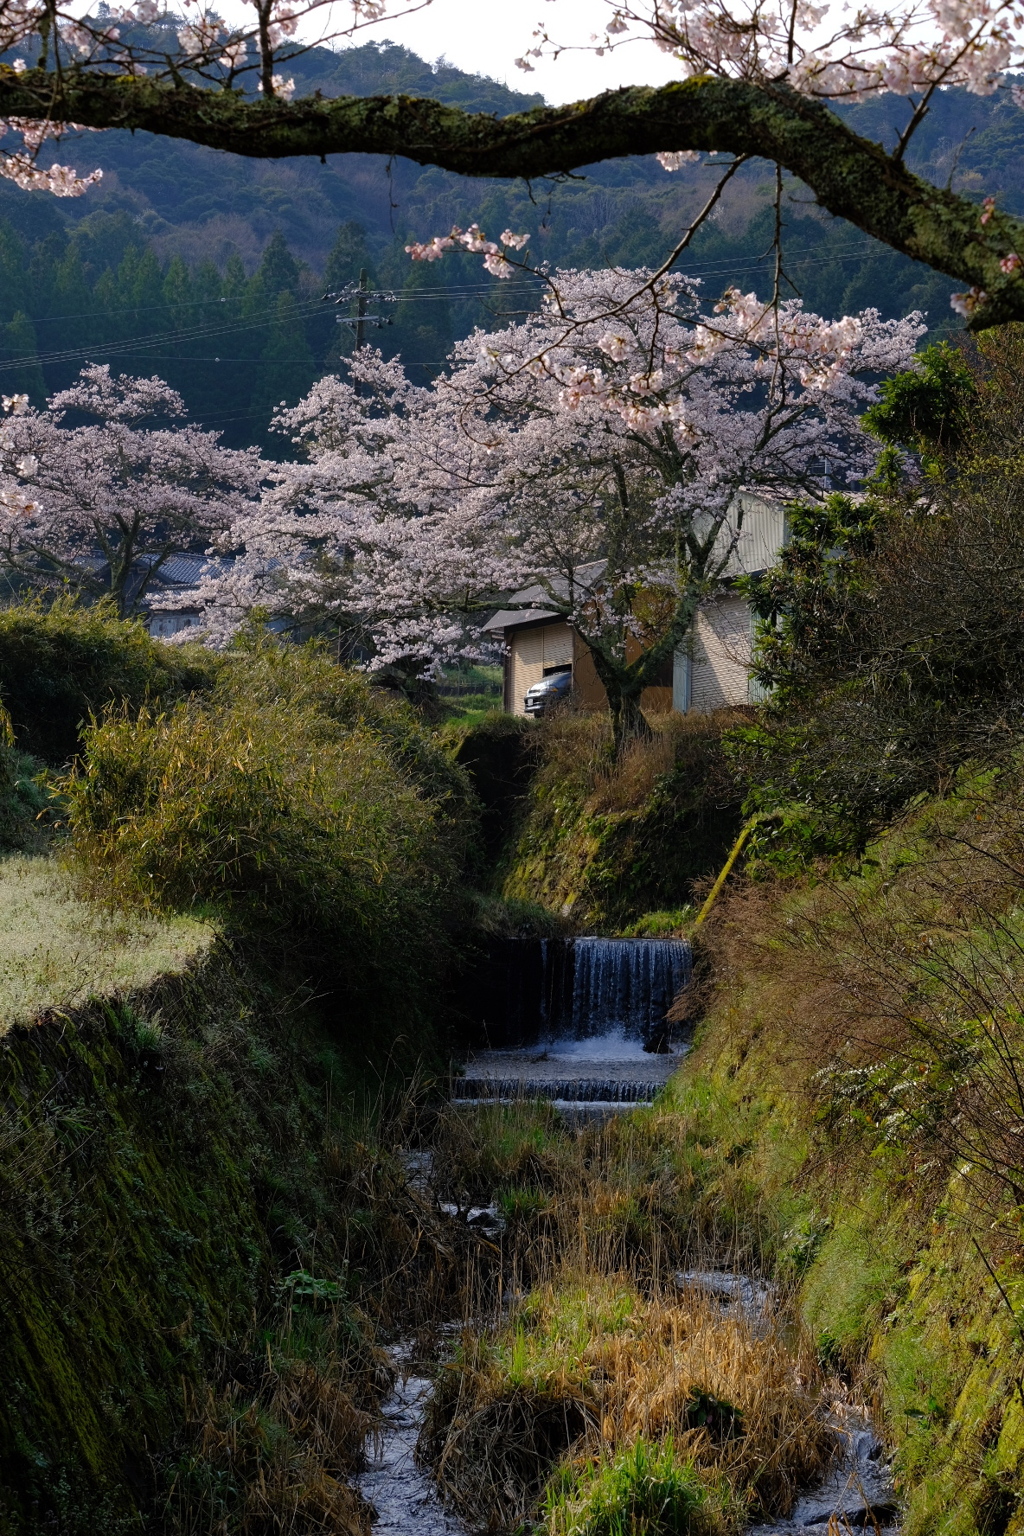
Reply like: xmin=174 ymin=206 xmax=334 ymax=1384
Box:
xmin=343 ymin=0 xmax=680 ymax=104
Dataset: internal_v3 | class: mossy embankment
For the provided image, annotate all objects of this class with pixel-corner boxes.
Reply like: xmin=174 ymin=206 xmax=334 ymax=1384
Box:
xmin=451 ymin=710 xmax=743 ymax=932
xmin=0 ymin=605 xmax=491 ymax=1532
xmin=662 ymin=764 xmax=1024 ymax=1536
xmin=424 ymin=730 xmax=1024 ymax=1533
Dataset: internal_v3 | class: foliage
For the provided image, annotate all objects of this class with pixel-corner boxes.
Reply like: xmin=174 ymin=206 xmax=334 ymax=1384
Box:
xmin=543 ymin=1438 xmax=729 ymax=1536
xmin=446 ymin=711 xmax=538 ymax=879
xmin=61 ymin=642 xmax=472 ymax=1015
xmin=499 ymin=711 xmax=743 ymax=930
xmin=620 ymin=908 xmax=695 ymax=936
xmin=0 ymin=695 xmax=51 ymax=851
xmin=194 ymin=272 xmax=919 ymax=749
xmin=422 ymin=1270 xmax=832 ymax=1532
xmin=732 ymin=327 xmax=1024 ymax=868
xmin=862 ymin=340 xmax=977 ymax=468
xmin=0 ymin=594 xmax=220 ymax=763
xmin=661 ymin=766 xmax=1024 ymax=1533
xmin=0 ymin=365 xmax=264 ymax=615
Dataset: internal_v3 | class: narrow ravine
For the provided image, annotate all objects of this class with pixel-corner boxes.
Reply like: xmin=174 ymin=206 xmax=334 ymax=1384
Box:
xmin=374 ymin=935 xmax=900 ymax=1536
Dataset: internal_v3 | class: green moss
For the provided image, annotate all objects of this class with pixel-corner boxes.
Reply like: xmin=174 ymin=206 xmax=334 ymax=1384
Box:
xmin=0 ymin=940 xmax=432 ymax=1532
xmin=663 ymin=848 xmax=1024 ymax=1535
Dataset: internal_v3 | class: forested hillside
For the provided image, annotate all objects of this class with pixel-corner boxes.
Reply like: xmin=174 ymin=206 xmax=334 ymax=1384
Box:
xmin=3 ymin=35 xmax=1024 ymax=441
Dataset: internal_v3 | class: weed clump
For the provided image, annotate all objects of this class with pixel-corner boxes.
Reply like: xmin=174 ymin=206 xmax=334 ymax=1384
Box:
xmin=421 ymin=1274 xmax=835 ymax=1533
xmin=544 ymin=1437 xmax=731 ymax=1536
xmin=499 ymin=711 xmax=743 ymax=929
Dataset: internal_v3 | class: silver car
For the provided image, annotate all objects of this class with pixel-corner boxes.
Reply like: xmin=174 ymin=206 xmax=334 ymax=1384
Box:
xmin=524 ymin=669 xmax=573 ymax=717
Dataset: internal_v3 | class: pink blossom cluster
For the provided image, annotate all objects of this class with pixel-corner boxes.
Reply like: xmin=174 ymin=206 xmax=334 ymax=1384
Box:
xmin=186 ymin=266 xmax=922 ymax=674
xmin=0 ymin=118 xmax=102 ymax=196
xmin=406 ymin=225 xmax=530 ymax=279
xmin=541 ymin=0 xmax=1024 ymax=104
xmin=0 ymin=364 xmax=264 ymax=613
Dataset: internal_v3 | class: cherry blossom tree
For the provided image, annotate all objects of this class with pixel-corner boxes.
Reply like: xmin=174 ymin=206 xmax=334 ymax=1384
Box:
xmin=3 ymin=0 xmax=1024 ymax=319
xmin=0 ymin=365 xmax=264 ymax=615
xmin=194 ymin=268 xmax=922 ymax=749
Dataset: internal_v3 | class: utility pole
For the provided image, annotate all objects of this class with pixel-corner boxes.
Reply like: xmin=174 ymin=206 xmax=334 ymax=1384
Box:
xmin=321 ymin=274 xmax=395 ymax=350
xmin=355 ymin=267 xmax=368 ymax=350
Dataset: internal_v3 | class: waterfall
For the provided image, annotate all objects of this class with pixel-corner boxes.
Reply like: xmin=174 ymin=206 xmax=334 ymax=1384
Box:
xmin=462 ymin=935 xmax=690 ymax=1050
xmin=568 ymin=938 xmax=691 ymax=1042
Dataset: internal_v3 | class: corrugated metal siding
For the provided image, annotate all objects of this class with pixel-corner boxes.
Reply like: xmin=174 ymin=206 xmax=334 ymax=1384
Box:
xmin=690 ymin=595 xmax=754 ymax=711
xmin=702 ymin=491 xmax=789 ymax=578
xmin=509 ymin=621 xmax=574 ymax=714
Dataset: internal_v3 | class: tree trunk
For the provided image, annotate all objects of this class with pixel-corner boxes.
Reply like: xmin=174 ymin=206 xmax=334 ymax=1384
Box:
xmin=608 ymin=682 xmax=653 ymax=758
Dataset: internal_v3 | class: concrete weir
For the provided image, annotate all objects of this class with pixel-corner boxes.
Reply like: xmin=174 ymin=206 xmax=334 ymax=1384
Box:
xmin=456 ymin=936 xmax=690 ymax=1115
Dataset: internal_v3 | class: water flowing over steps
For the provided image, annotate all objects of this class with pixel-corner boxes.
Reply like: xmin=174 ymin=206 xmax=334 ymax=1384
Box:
xmin=375 ymin=935 xmax=902 ymax=1534
xmin=457 ymin=936 xmax=690 ymax=1113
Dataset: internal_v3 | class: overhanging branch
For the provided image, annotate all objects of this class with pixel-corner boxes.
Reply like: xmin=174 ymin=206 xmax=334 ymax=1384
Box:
xmin=2 ymin=66 xmax=1023 ymax=323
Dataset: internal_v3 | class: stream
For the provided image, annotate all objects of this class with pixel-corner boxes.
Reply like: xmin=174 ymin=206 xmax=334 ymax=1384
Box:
xmin=362 ymin=936 xmax=899 ymax=1535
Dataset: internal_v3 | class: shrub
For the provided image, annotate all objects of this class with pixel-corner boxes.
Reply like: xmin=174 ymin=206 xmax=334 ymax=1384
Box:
xmin=544 ymin=1438 xmax=729 ymax=1536
xmin=59 ymin=634 xmax=481 ymax=1056
xmin=224 ymin=631 xmax=474 ymax=820
xmin=65 ymin=696 xmax=441 ymax=940
xmin=0 ymin=595 xmax=219 ymax=763
xmin=0 ymin=702 xmax=51 ymax=851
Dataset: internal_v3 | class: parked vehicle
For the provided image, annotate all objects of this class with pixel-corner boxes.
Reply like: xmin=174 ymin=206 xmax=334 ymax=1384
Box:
xmin=524 ymin=669 xmax=573 ymax=717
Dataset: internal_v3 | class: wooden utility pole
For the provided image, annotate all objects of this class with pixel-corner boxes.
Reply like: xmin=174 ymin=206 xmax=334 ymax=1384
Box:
xmin=355 ymin=268 xmax=368 ymax=350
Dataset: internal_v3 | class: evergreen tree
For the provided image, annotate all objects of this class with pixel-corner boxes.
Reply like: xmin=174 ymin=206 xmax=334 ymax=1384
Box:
xmin=0 ymin=224 xmax=28 ymax=327
xmin=385 ymin=242 xmax=452 ymax=382
xmin=250 ymin=290 xmax=316 ymax=448
xmin=0 ymin=311 xmax=45 ymax=404
xmin=252 ymin=229 xmax=301 ymax=302
xmin=322 ymin=221 xmax=372 ymax=294
xmin=320 ymin=221 xmax=374 ymax=364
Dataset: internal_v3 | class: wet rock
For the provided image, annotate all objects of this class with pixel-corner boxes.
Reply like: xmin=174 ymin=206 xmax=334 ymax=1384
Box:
xmin=674 ymin=1269 xmax=775 ymax=1319
xmin=747 ymin=1419 xmax=899 ymax=1534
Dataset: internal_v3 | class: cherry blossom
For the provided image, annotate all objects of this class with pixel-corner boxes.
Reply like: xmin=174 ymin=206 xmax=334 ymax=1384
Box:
xmin=0 ymin=365 xmax=264 ymax=616
xmin=188 ymin=266 xmax=921 ymax=740
xmin=406 ymin=225 xmax=530 ymax=280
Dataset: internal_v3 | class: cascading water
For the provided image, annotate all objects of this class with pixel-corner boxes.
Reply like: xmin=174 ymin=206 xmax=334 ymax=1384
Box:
xmin=455 ymin=935 xmax=692 ymax=1110
xmin=569 ymin=937 xmax=691 ymax=1041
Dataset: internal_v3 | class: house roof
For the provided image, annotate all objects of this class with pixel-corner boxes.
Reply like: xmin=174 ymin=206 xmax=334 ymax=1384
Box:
xmin=481 ymin=608 xmax=563 ymax=632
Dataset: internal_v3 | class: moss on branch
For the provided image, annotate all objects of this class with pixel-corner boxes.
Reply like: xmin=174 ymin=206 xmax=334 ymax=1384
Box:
xmin=3 ymin=66 xmax=1024 ymax=321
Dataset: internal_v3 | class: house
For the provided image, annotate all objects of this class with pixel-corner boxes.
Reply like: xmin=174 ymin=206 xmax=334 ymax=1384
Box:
xmin=484 ymin=491 xmax=789 ymax=717
xmin=141 ymin=554 xmax=232 ymax=638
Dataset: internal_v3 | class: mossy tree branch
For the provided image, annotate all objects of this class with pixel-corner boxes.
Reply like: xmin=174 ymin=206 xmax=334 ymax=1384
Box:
xmin=3 ymin=66 xmax=1023 ymax=323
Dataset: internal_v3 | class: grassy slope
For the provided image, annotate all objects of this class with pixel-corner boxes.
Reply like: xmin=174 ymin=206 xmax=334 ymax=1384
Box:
xmin=0 ymin=858 xmax=458 ymax=1533
xmin=0 ymin=855 xmax=213 ymax=1031
xmin=664 ymin=776 xmax=1024 ymax=1536
xmin=494 ymin=712 xmax=743 ymax=932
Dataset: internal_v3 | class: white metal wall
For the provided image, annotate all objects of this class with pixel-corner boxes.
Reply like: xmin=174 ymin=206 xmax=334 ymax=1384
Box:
xmin=689 ymin=595 xmax=755 ymax=711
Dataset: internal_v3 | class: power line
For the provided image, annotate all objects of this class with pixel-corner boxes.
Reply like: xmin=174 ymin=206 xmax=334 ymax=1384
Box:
xmin=0 ymin=238 xmax=913 ymax=377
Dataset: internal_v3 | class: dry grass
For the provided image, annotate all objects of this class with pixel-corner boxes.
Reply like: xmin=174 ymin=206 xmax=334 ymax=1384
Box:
xmin=533 ymin=709 xmax=745 ymax=820
xmin=415 ymin=1101 xmax=831 ymax=1533
xmin=0 ymin=853 xmax=214 ymax=1032
xmin=422 ymin=1273 xmax=836 ymax=1533
xmin=698 ymin=762 xmax=1024 ymax=1233
xmin=161 ymin=1359 xmax=377 ymax=1536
